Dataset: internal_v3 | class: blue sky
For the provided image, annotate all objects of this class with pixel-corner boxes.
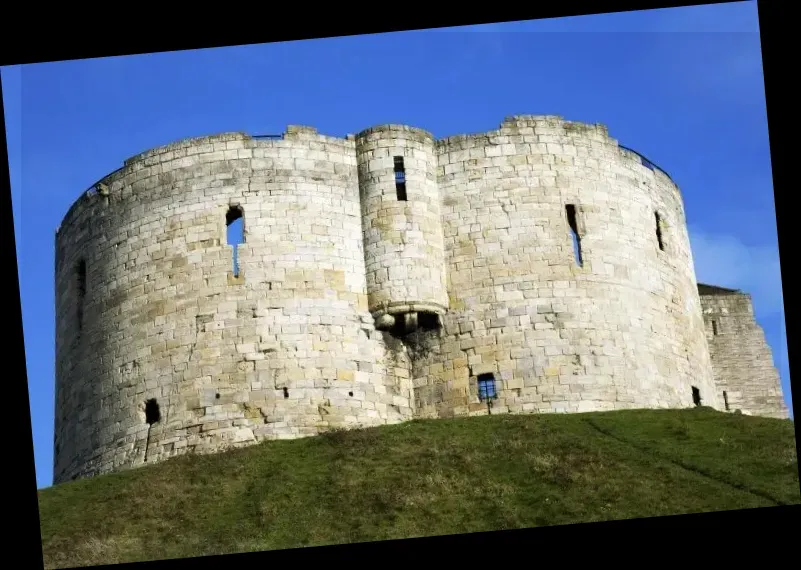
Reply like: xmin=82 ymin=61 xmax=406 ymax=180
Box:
xmin=3 ymin=1 xmax=790 ymax=489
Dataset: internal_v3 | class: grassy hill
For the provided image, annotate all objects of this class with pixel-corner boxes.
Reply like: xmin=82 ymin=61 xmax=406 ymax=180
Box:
xmin=38 ymin=407 xmax=799 ymax=568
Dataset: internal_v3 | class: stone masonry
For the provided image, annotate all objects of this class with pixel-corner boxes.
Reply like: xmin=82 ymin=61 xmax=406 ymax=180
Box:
xmin=698 ymin=284 xmax=788 ymax=418
xmin=53 ymin=116 xmax=790 ymax=484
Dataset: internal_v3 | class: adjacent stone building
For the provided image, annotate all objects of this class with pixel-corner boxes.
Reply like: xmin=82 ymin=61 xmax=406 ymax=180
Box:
xmin=53 ymin=115 xmax=789 ymax=484
xmin=698 ymin=284 xmax=788 ymax=418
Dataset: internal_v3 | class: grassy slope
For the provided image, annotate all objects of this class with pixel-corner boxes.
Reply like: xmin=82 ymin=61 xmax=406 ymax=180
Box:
xmin=38 ymin=407 xmax=799 ymax=568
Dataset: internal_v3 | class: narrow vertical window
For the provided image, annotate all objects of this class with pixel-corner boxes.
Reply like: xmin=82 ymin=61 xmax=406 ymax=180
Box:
xmin=477 ymin=373 xmax=497 ymax=401
xmin=76 ymin=259 xmax=86 ymax=332
xmin=394 ymin=156 xmax=407 ymax=201
xmin=143 ymin=398 xmax=161 ymax=463
xmin=711 ymin=320 xmax=718 ymax=336
xmin=565 ymin=204 xmax=583 ymax=267
xmin=226 ymin=206 xmax=244 ymax=277
xmin=723 ymin=391 xmax=730 ymax=411
xmin=144 ymin=398 xmax=161 ymax=424
xmin=655 ymin=211 xmax=665 ymax=251
xmin=692 ymin=386 xmax=702 ymax=407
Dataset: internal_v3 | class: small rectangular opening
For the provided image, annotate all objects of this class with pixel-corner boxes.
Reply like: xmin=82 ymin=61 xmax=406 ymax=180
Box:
xmin=565 ymin=204 xmax=582 ymax=267
xmin=711 ymin=320 xmax=718 ymax=336
xmin=394 ymin=156 xmax=407 ymax=201
xmin=418 ymin=311 xmax=441 ymax=331
xmin=144 ymin=398 xmax=161 ymax=425
xmin=655 ymin=211 xmax=665 ymax=251
xmin=692 ymin=386 xmax=702 ymax=407
xmin=723 ymin=390 xmax=730 ymax=411
xmin=477 ymin=373 xmax=497 ymax=401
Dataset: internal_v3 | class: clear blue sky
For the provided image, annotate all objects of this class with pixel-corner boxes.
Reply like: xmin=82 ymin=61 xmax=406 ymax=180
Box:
xmin=3 ymin=1 xmax=790 ymax=490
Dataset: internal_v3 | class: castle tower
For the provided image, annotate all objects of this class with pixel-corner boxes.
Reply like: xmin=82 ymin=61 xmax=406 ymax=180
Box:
xmin=410 ymin=116 xmax=722 ymax=417
xmin=355 ymin=125 xmax=449 ymax=333
xmin=53 ymin=126 xmax=414 ymax=484
xmin=52 ymin=116 xmax=788 ymax=486
xmin=698 ymin=284 xmax=789 ymax=418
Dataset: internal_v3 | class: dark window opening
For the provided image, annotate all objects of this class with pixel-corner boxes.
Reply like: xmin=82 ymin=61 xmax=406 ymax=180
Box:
xmin=691 ymin=386 xmax=702 ymax=407
xmin=396 ymin=182 xmax=407 ymax=201
xmin=226 ymin=206 xmax=244 ymax=277
xmin=144 ymin=398 xmax=161 ymax=425
xmin=565 ymin=204 xmax=583 ymax=267
xmin=349 ymin=391 xmax=353 ymax=397
xmin=215 ymin=393 xmax=220 ymax=399
xmin=76 ymin=259 xmax=87 ymax=332
xmin=711 ymin=320 xmax=718 ymax=336
xmin=723 ymin=391 xmax=730 ymax=411
xmin=283 ymin=387 xmax=289 ymax=399
xmin=655 ymin=211 xmax=664 ymax=251
xmin=394 ymin=156 xmax=407 ymax=201
xmin=418 ymin=311 xmax=441 ymax=331
xmin=477 ymin=373 xmax=497 ymax=401
xmin=389 ymin=314 xmax=408 ymax=337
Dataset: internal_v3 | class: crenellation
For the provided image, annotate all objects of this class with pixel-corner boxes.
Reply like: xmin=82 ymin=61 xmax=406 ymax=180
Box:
xmin=53 ymin=115 xmax=790 ymax=484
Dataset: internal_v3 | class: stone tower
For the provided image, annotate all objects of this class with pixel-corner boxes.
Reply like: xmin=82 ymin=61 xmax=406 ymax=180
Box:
xmin=355 ymin=125 xmax=449 ymax=332
xmin=411 ymin=116 xmax=719 ymax=418
xmin=53 ymin=116 xmax=789 ymax=484
xmin=698 ymin=284 xmax=789 ymax=418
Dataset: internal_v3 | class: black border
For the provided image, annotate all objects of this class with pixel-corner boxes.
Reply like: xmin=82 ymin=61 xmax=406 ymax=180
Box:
xmin=3 ymin=1 xmax=797 ymax=568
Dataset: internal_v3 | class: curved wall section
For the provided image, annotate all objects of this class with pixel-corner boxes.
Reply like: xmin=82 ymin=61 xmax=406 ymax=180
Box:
xmin=54 ymin=127 xmax=414 ymax=484
xmin=54 ymin=116 xmax=748 ymax=485
xmin=409 ymin=115 xmax=718 ymax=417
xmin=355 ymin=125 xmax=448 ymax=330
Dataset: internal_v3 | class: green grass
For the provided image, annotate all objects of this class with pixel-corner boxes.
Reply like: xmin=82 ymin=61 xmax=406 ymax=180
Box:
xmin=38 ymin=407 xmax=799 ymax=568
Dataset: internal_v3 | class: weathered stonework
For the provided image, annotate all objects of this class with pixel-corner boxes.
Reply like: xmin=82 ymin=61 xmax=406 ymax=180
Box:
xmin=53 ymin=116 xmax=789 ymax=484
xmin=698 ymin=284 xmax=789 ymax=419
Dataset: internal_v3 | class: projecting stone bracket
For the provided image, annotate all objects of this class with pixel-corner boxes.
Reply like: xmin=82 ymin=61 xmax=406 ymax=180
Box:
xmin=376 ymin=312 xmax=419 ymax=333
xmin=371 ymin=302 xmax=448 ymax=333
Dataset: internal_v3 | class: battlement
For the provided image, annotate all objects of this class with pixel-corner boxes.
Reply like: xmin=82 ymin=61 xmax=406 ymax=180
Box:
xmin=60 ymin=117 xmax=679 ymax=235
xmin=355 ymin=123 xmax=435 ymax=141
xmin=698 ymin=282 xmax=742 ymax=296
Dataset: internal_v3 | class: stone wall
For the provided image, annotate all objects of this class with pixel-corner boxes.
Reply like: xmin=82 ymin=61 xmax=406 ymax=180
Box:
xmin=54 ymin=115 xmax=786 ymax=484
xmin=698 ymin=284 xmax=789 ymax=418
xmin=410 ymin=115 xmax=718 ymax=418
xmin=355 ymin=125 xmax=449 ymax=327
xmin=53 ymin=126 xmax=415 ymax=484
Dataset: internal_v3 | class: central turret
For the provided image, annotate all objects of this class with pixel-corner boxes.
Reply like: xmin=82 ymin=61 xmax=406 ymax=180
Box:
xmin=355 ymin=125 xmax=449 ymax=333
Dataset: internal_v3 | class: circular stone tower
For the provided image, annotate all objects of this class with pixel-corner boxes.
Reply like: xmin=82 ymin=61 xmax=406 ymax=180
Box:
xmin=408 ymin=115 xmax=720 ymax=418
xmin=52 ymin=116 xmax=724 ymax=484
xmin=53 ymin=127 xmax=414 ymax=484
xmin=355 ymin=125 xmax=449 ymax=334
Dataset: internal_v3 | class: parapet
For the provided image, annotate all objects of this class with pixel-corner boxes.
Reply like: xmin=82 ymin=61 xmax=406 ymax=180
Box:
xmin=698 ymin=283 xmax=742 ymax=296
xmin=355 ymin=123 xmax=436 ymax=142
